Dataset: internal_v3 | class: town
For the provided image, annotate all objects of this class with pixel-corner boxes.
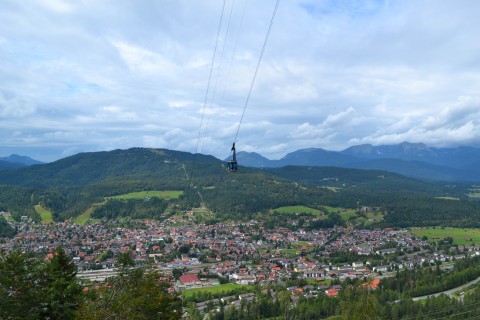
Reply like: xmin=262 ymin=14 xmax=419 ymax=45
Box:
xmin=2 ymin=210 xmax=479 ymax=296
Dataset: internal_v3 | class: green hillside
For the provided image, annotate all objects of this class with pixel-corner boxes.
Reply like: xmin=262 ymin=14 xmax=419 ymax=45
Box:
xmin=34 ymin=204 xmax=53 ymax=223
xmin=263 ymin=166 xmax=459 ymax=196
xmin=0 ymin=148 xmax=221 ymax=188
xmin=0 ymin=147 xmax=479 ymax=228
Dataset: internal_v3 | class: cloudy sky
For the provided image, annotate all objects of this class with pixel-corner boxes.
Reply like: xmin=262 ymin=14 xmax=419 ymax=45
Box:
xmin=1 ymin=0 xmax=480 ymax=162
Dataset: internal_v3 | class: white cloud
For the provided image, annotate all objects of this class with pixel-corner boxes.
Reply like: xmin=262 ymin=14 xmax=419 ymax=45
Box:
xmin=1 ymin=0 xmax=480 ymax=161
xmin=112 ymin=40 xmax=177 ymax=75
xmin=322 ymin=107 xmax=356 ymax=127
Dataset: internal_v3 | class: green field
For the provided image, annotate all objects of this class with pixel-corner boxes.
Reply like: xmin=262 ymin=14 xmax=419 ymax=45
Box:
xmin=273 ymin=205 xmax=361 ymax=222
xmin=182 ymin=283 xmax=248 ymax=299
xmin=467 ymin=186 xmax=480 ymax=199
xmin=3 ymin=214 xmax=14 ymax=222
xmin=364 ymin=211 xmax=384 ymax=225
xmin=107 ymin=190 xmax=183 ymax=200
xmin=321 ymin=205 xmax=358 ymax=221
xmin=273 ymin=205 xmax=323 ymax=216
xmin=74 ymin=201 xmax=106 ymax=225
xmin=411 ymin=227 xmax=480 ymax=245
xmin=34 ymin=204 xmax=53 ymax=223
xmin=339 ymin=210 xmax=357 ymax=221
xmin=279 ymin=249 xmax=298 ymax=256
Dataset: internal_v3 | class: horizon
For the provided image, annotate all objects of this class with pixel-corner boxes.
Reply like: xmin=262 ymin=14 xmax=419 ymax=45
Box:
xmin=2 ymin=140 xmax=480 ymax=163
xmin=2 ymin=1 xmax=480 ymax=162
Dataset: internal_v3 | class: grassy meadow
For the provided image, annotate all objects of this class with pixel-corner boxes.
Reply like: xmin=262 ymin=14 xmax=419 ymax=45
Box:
xmin=411 ymin=227 xmax=480 ymax=246
xmin=34 ymin=204 xmax=53 ymax=224
xmin=272 ymin=204 xmax=384 ymax=226
xmin=74 ymin=201 xmax=106 ymax=225
xmin=181 ymin=283 xmax=251 ymax=299
xmin=74 ymin=190 xmax=183 ymax=225
xmin=273 ymin=205 xmax=323 ymax=216
xmin=106 ymin=190 xmax=183 ymax=200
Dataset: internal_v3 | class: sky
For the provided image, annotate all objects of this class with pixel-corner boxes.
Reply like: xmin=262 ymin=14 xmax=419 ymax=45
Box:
xmin=1 ymin=0 xmax=480 ymax=162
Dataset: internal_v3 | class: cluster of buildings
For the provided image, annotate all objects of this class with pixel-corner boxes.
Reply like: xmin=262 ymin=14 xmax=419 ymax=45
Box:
xmin=2 ymin=211 xmax=480 ymax=296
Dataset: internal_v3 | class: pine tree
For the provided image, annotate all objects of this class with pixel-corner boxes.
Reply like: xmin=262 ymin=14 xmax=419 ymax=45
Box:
xmin=41 ymin=247 xmax=83 ymax=320
xmin=0 ymin=250 xmax=47 ymax=319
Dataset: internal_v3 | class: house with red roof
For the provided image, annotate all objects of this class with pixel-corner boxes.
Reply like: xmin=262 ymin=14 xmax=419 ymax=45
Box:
xmin=326 ymin=288 xmax=339 ymax=297
xmin=179 ymin=273 xmax=200 ymax=285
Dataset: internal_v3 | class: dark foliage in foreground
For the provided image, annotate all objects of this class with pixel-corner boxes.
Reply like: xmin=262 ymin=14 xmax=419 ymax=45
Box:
xmin=0 ymin=249 xmax=181 ymax=320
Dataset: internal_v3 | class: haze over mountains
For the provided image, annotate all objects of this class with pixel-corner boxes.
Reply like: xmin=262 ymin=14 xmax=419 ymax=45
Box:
xmin=236 ymin=142 xmax=480 ymax=182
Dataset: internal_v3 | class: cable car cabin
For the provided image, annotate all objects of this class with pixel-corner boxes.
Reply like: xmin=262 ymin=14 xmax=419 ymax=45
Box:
xmin=227 ymin=142 xmax=238 ymax=172
xmin=227 ymin=159 xmax=238 ymax=172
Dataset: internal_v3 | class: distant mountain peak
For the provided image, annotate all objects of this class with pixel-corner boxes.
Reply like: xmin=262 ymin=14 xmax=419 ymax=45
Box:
xmin=235 ymin=151 xmax=272 ymax=167
xmin=0 ymin=154 xmax=44 ymax=166
xmin=234 ymin=142 xmax=480 ymax=182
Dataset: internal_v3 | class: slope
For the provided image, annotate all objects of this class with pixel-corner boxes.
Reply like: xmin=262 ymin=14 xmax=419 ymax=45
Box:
xmin=0 ymin=148 xmax=221 ymax=189
xmin=0 ymin=154 xmax=44 ymax=166
xmin=236 ymin=143 xmax=480 ymax=183
xmin=0 ymin=160 xmax=25 ymax=171
xmin=0 ymin=147 xmax=479 ymax=228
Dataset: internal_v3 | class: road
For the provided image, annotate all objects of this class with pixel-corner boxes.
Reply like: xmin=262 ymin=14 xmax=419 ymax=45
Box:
xmin=390 ymin=275 xmax=480 ymax=303
xmin=411 ymin=275 xmax=480 ymax=301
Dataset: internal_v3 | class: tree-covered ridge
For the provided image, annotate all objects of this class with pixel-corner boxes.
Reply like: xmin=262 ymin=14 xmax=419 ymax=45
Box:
xmin=0 ymin=185 xmax=36 ymax=220
xmin=0 ymin=148 xmax=214 ymax=188
xmin=0 ymin=159 xmax=25 ymax=171
xmin=263 ymin=165 xmax=460 ymax=196
xmin=0 ymin=147 xmax=479 ymax=227
xmin=239 ymin=142 xmax=480 ymax=182
xmin=91 ymin=198 xmax=169 ymax=220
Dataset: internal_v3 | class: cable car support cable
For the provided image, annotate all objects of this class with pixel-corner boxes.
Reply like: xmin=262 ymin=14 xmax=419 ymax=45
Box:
xmin=232 ymin=0 xmax=280 ymax=144
xmin=227 ymin=0 xmax=280 ymax=172
xmin=191 ymin=0 xmax=227 ymax=181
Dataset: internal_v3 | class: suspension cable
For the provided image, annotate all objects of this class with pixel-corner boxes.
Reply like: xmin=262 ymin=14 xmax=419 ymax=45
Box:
xmin=191 ymin=0 xmax=227 ymax=180
xmin=233 ymin=0 xmax=280 ymax=144
xmin=201 ymin=0 xmax=237 ymax=153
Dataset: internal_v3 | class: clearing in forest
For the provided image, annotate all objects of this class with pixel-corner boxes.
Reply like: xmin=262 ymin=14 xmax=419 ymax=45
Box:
xmin=273 ymin=205 xmax=323 ymax=216
xmin=107 ymin=190 xmax=183 ymax=200
xmin=74 ymin=190 xmax=183 ymax=225
xmin=34 ymin=204 xmax=53 ymax=224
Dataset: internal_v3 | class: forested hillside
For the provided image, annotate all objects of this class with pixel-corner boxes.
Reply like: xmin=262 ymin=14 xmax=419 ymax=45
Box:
xmin=237 ymin=142 xmax=480 ymax=182
xmin=0 ymin=147 xmax=479 ymax=227
xmin=0 ymin=160 xmax=25 ymax=171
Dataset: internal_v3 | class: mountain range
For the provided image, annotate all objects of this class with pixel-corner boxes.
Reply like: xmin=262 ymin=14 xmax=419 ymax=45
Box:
xmin=235 ymin=142 xmax=480 ymax=182
xmin=1 ymin=146 xmax=479 ymax=228
xmin=2 ymin=141 xmax=480 ymax=183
